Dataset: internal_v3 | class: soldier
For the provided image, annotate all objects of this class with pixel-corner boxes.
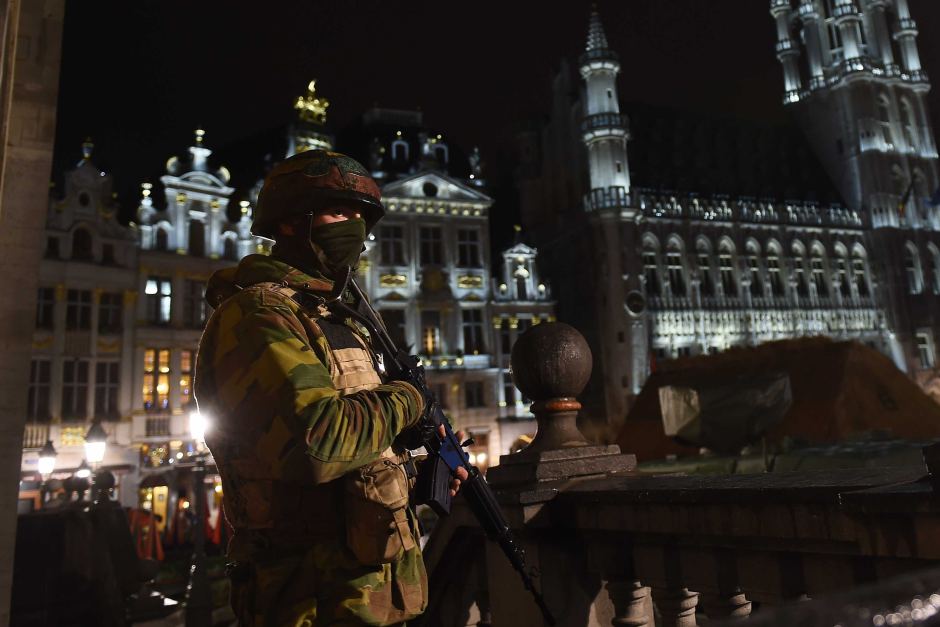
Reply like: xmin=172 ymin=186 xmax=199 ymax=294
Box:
xmin=194 ymin=149 xmax=466 ymax=626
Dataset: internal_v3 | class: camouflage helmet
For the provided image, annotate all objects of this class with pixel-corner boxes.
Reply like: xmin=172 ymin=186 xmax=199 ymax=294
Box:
xmin=252 ymin=149 xmax=384 ymax=238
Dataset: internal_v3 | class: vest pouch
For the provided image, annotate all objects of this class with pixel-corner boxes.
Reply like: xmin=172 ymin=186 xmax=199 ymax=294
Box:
xmin=344 ymin=456 xmax=416 ymax=566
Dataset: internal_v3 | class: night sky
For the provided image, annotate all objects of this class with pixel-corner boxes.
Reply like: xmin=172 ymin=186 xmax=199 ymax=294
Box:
xmin=52 ymin=0 xmax=940 ymax=248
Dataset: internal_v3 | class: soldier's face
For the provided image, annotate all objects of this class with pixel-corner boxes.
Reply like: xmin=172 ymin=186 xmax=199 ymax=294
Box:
xmin=310 ymin=205 xmax=362 ymax=226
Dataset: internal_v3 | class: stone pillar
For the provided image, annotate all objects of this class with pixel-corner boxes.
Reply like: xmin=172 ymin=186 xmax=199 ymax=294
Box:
xmin=485 ymin=322 xmax=637 ymax=626
xmin=0 ymin=2 xmax=65 ymax=625
xmin=652 ymin=587 xmax=699 ymax=627
xmin=701 ymin=592 xmax=751 ymax=620
xmin=606 ymin=580 xmax=652 ymax=627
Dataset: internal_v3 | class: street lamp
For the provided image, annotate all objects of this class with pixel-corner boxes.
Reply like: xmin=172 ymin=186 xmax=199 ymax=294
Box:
xmin=74 ymin=459 xmax=91 ymax=479
xmin=185 ymin=409 xmax=212 ymax=627
xmin=84 ymin=420 xmax=107 ymax=469
xmin=38 ymin=439 xmax=57 ymax=478
xmin=38 ymin=440 xmax=57 ymax=506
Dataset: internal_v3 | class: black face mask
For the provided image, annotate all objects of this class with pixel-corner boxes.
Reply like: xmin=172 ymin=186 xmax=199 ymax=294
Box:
xmin=307 ymin=217 xmax=367 ymax=274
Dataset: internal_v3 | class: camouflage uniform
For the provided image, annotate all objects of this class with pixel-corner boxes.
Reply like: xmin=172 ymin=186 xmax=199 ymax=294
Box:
xmin=195 ymin=253 xmax=427 ymax=626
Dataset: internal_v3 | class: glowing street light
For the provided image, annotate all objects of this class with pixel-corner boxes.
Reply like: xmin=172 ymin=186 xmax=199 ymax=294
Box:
xmin=75 ymin=459 xmax=92 ymax=479
xmin=37 ymin=440 xmax=57 ymax=479
xmin=84 ymin=420 xmax=107 ymax=468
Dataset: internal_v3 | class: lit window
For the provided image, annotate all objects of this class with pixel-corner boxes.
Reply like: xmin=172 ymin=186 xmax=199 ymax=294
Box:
xmin=145 ymin=276 xmax=172 ymax=324
xmin=421 ymin=311 xmax=441 ymax=355
xmin=916 ymin=331 xmax=935 ymax=369
xmin=143 ymin=348 xmax=169 ymax=411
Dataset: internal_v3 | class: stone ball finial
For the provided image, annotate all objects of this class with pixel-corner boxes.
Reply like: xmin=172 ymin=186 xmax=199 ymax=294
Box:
xmin=510 ymin=322 xmax=592 ymax=402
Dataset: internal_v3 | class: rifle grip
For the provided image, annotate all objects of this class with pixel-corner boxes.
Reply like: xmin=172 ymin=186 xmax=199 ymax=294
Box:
xmin=415 ymin=454 xmax=453 ymax=517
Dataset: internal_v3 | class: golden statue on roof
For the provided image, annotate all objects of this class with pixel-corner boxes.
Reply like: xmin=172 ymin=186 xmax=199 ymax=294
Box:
xmin=294 ymin=80 xmax=329 ymax=125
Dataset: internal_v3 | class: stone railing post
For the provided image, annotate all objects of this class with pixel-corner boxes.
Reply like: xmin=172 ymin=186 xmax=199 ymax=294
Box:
xmin=487 ymin=322 xmax=636 ymax=488
xmin=482 ymin=322 xmax=639 ymax=627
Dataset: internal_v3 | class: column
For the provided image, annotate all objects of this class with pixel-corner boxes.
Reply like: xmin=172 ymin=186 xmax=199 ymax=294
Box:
xmin=800 ymin=1 xmax=826 ymax=88
xmin=607 ymin=580 xmax=652 ymax=627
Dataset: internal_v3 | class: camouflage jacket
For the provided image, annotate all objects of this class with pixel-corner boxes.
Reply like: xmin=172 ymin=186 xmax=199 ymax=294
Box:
xmin=194 ymin=254 xmax=425 ymax=529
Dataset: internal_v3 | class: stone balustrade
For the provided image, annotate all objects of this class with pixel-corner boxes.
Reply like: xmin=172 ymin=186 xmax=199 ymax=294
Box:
xmin=416 ymin=322 xmax=940 ymax=627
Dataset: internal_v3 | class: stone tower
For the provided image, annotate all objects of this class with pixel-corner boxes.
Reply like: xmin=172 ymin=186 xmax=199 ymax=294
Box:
xmin=770 ymin=0 xmax=939 ymax=228
xmin=578 ymin=8 xmax=649 ymax=422
xmin=580 ymin=7 xmax=632 ymax=212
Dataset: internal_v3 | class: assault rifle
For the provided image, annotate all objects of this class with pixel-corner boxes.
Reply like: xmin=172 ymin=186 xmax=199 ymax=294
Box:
xmin=327 ymin=277 xmax=556 ymax=626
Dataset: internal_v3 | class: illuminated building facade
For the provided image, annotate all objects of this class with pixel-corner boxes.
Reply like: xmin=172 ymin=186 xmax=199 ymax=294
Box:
xmin=770 ymin=0 xmax=940 ymax=394
xmin=518 ymin=5 xmax=939 ymax=428
xmin=22 ymin=141 xmax=141 ymax=504
xmin=347 ymin=107 xmax=507 ymax=466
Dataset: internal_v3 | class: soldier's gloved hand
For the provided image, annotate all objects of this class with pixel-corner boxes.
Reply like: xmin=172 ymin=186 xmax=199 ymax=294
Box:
xmin=395 ymin=418 xmax=437 ymax=451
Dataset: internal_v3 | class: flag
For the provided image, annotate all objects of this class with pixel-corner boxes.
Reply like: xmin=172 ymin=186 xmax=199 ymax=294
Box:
xmin=898 ymin=178 xmax=916 ymax=217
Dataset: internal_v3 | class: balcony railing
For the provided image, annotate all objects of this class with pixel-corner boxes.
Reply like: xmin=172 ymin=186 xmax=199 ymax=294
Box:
xmin=581 ymin=113 xmax=628 ymax=134
xmin=416 ymin=322 xmax=940 ymax=626
xmin=22 ymin=423 xmax=49 ymax=450
xmin=578 ymin=48 xmax=620 ymax=67
xmin=145 ymin=416 xmax=170 ymax=437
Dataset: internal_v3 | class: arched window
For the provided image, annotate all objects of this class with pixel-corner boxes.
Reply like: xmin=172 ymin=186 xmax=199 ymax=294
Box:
xmin=224 ymin=237 xmax=237 ymax=261
xmin=71 ymin=228 xmax=93 ymax=261
xmin=792 ymin=242 xmax=809 ymax=298
xmin=834 ymin=244 xmax=851 ymax=298
xmin=878 ymin=94 xmax=894 ymax=148
xmin=746 ymin=240 xmax=763 ymax=298
xmin=434 ymin=144 xmax=449 ymax=165
xmin=852 ymin=246 xmax=870 ymax=297
xmin=696 ymin=239 xmax=714 ymax=297
xmin=155 ymin=228 xmax=169 ymax=252
xmin=766 ymin=242 xmax=785 ymax=297
xmin=391 ymin=138 xmax=409 ymax=162
xmin=929 ymin=244 xmax=940 ymax=295
xmin=900 ymin=98 xmax=917 ymax=151
xmin=718 ymin=240 xmax=737 ymax=297
xmin=642 ymin=237 xmax=661 ymax=297
xmin=188 ymin=220 xmax=205 ymax=257
xmin=904 ymin=242 xmax=924 ymax=294
xmin=810 ymin=243 xmax=829 ymax=298
xmin=666 ymin=239 xmax=686 ymax=297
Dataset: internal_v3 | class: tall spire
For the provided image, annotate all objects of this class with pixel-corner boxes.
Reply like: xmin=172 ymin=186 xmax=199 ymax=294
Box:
xmin=579 ymin=6 xmax=631 ymax=210
xmin=585 ymin=6 xmax=609 ymax=52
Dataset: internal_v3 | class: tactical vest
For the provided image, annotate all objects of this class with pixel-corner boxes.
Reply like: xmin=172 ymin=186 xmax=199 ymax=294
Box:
xmin=219 ymin=282 xmax=413 ymax=550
